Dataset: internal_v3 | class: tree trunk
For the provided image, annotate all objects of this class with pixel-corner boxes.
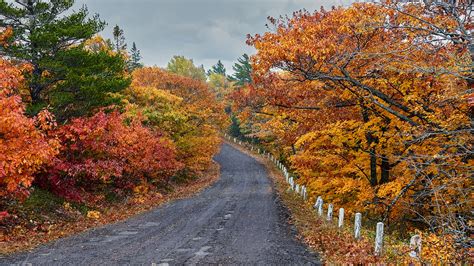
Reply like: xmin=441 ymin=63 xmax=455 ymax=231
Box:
xmin=370 ymin=147 xmax=378 ymax=186
xmin=362 ymin=105 xmax=378 ymax=186
xmin=380 ymin=154 xmax=390 ymax=184
xmin=29 ymin=65 xmax=43 ymax=104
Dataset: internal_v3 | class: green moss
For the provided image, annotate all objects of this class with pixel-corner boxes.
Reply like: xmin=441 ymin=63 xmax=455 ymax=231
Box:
xmin=23 ymin=187 xmax=64 ymax=212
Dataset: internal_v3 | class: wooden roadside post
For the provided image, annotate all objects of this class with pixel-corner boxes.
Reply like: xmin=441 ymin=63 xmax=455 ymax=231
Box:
xmin=314 ymin=196 xmax=322 ymax=209
xmin=409 ymin=234 xmax=422 ymax=260
xmin=318 ymin=199 xmax=324 ymax=216
xmin=375 ymin=222 xmax=384 ymax=256
xmin=327 ymin=203 xmax=333 ymax=221
xmin=354 ymin=213 xmax=362 ymax=239
xmin=338 ymin=208 xmax=344 ymax=228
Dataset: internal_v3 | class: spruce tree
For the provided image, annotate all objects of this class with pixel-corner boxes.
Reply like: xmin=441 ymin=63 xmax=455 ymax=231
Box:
xmin=207 ymin=60 xmax=226 ymax=76
xmin=128 ymin=42 xmax=143 ymax=71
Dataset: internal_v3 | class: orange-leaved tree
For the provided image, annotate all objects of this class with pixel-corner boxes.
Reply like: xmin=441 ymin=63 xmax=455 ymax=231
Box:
xmin=0 ymin=51 xmax=59 ymax=200
xmin=238 ymin=2 xmax=472 ymax=260
xmin=130 ymin=67 xmax=227 ymax=175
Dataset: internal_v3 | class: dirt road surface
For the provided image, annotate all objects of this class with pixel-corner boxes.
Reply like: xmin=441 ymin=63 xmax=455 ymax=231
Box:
xmin=2 ymin=143 xmax=319 ymax=265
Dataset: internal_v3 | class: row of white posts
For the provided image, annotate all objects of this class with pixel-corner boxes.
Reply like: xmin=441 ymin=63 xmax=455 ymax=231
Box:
xmin=224 ymin=134 xmax=422 ymax=259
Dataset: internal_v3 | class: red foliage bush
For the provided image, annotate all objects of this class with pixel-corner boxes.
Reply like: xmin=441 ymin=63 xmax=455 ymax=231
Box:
xmin=0 ymin=58 xmax=59 ymax=200
xmin=38 ymin=110 xmax=183 ymax=202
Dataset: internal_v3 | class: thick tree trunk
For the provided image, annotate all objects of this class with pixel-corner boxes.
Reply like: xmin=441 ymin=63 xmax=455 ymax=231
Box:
xmin=380 ymin=154 xmax=390 ymax=184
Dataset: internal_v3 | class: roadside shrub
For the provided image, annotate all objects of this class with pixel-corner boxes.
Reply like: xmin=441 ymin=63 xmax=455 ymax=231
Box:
xmin=38 ymin=110 xmax=182 ymax=202
xmin=0 ymin=58 xmax=59 ymax=200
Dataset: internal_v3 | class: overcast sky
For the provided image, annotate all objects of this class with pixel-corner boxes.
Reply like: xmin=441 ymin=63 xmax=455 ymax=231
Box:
xmin=74 ymin=0 xmax=352 ymax=72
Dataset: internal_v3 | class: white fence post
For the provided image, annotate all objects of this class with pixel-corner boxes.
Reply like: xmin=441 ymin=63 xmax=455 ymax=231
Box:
xmin=338 ymin=208 xmax=344 ymax=228
xmin=354 ymin=213 xmax=362 ymax=239
xmin=314 ymin=196 xmax=322 ymax=209
xmin=327 ymin=203 xmax=333 ymax=221
xmin=409 ymin=234 xmax=422 ymax=259
xmin=318 ymin=199 xmax=324 ymax=216
xmin=375 ymin=222 xmax=384 ymax=256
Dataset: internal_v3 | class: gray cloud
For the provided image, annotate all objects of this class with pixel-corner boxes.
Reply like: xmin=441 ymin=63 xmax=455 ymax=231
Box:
xmin=74 ymin=0 xmax=352 ymax=72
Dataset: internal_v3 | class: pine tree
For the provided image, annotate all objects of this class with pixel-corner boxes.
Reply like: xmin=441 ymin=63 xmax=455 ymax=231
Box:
xmin=0 ymin=0 xmax=130 ymax=120
xmin=113 ymin=25 xmax=127 ymax=54
xmin=128 ymin=42 xmax=143 ymax=71
xmin=228 ymin=54 xmax=252 ymax=86
xmin=207 ymin=60 xmax=226 ymax=76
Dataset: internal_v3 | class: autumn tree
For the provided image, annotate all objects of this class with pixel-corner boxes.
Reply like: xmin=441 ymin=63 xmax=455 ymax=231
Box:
xmin=167 ymin=55 xmax=206 ymax=81
xmin=208 ymin=72 xmax=233 ymax=100
xmin=131 ymin=67 xmax=227 ymax=174
xmin=0 ymin=32 xmax=59 ymax=200
xmin=241 ymin=2 xmax=472 ymax=255
xmin=38 ymin=110 xmax=181 ymax=202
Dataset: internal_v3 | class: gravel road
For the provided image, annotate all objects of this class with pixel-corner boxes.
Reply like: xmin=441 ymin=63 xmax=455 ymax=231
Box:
xmin=2 ymin=143 xmax=320 ymax=265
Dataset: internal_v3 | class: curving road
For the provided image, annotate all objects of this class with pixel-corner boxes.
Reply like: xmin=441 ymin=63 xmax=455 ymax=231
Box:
xmin=2 ymin=143 xmax=319 ymax=265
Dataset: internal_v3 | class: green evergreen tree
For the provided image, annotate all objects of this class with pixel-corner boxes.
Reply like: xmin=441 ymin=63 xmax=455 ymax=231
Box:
xmin=228 ymin=54 xmax=252 ymax=86
xmin=0 ymin=0 xmax=130 ymax=120
xmin=207 ymin=60 xmax=226 ymax=76
xmin=128 ymin=42 xmax=143 ymax=71
xmin=112 ymin=25 xmax=127 ymax=54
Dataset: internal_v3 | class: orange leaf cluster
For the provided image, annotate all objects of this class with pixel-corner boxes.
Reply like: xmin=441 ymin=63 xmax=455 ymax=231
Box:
xmin=0 ymin=58 xmax=59 ymax=199
xmin=131 ymin=67 xmax=227 ymax=174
